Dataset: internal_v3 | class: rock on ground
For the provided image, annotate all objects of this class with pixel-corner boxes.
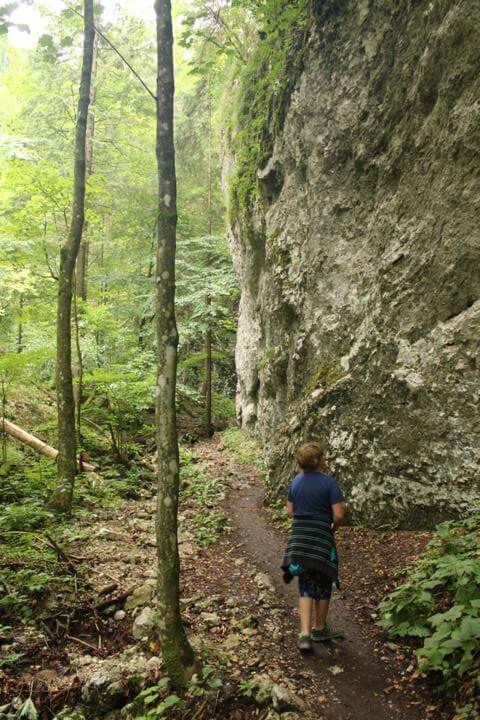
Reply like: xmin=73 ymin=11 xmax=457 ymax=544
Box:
xmin=80 ymin=649 xmax=156 ymax=715
xmin=271 ymin=684 xmax=306 ymax=713
xmin=124 ymin=581 xmax=156 ymax=610
xmin=132 ymin=607 xmax=157 ymax=640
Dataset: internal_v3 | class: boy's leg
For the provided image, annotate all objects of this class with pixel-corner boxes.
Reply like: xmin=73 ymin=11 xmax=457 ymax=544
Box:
xmin=299 ymin=596 xmax=313 ymax=635
xmin=314 ymin=598 xmax=330 ymax=630
xmin=297 ymin=574 xmax=314 ymax=649
xmin=311 ymin=575 xmax=344 ymax=641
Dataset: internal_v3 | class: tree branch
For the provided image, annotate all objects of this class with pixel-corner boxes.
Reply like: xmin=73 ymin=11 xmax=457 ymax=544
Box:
xmin=63 ymin=1 xmax=157 ymax=101
xmin=42 ymin=220 xmax=59 ymax=281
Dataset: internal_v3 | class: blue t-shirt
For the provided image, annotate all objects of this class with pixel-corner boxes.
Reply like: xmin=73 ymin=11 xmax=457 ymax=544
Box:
xmin=287 ymin=472 xmax=345 ymax=523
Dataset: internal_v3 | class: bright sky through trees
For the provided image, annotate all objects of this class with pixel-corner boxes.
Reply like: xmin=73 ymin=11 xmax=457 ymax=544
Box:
xmin=7 ymin=0 xmax=157 ymax=48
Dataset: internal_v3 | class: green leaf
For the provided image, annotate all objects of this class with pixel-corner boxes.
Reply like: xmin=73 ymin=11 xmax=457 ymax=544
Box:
xmin=18 ymin=698 xmax=38 ymax=720
xmin=456 ymin=617 xmax=480 ymax=642
xmin=207 ymin=678 xmax=222 ymax=689
xmin=38 ymin=33 xmax=54 ymax=48
xmin=429 ymin=605 xmax=464 ymax=626
xmin=156 ymin=677 xmax=170 ymax=691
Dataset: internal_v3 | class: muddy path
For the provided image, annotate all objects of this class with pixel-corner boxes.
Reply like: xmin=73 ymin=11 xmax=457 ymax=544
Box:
xmin=197 ymin=439 xmax=434 ymax=720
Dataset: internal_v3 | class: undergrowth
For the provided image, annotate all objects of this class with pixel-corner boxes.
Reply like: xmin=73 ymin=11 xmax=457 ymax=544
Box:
xmin=0 ymin=449 xmax=153 ymax=623
xmin=42 ymin=641 xmax=266 ymax=720
xmin=379 ymin=514 xmax=480 ymax=719
xmin=267 ymin=497 xmax=292 ymax=531
xmin=180 ymin=448 xmax=229 ymax=546
xmin=122 ymin=664 xmax=226 ymax=720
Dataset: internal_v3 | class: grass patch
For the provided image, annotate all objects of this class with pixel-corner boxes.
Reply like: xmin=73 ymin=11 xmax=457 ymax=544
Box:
xmin=218 ymin=428 xmax=265 ymax=471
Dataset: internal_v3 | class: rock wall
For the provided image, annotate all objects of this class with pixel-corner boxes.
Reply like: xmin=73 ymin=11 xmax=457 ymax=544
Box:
xmin=228 ymin=0 xmax=480 ymax=527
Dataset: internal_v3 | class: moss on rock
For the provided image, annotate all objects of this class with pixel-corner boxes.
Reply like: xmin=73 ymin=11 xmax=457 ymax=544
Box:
xmin=227 ymin=0 xmax=312 ymax=224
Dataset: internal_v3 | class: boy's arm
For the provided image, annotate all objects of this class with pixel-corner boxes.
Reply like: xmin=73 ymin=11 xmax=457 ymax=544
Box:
xmin=330 ymin=477 xmax=346 ymax=530
xmin=286 ymin=480 xmax=294 ymax=516
xmin=332 ymin=502 xmax=345 ymax=530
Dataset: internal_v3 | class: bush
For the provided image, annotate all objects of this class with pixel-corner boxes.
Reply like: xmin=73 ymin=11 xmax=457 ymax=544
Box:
xmin=211 ymin=393 xmax=236 ymax=424
xmin=83 ymin=365 xmax=155 ymax=465
xmin=379 ymin=514 xmax=480 ymax=717
xmin=0 ymin=566 xmax=70 ymax=619
xmin=0 ymin=502 xmax=54 ymax=531
xmin=0 ymin=456 xmax=55 ymax=505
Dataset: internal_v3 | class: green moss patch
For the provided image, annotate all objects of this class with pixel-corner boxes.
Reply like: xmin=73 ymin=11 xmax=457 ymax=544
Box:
xmin=227 ymin=0 xmax=313 ymax=223
xmin=306 ymin=361 xmax=346 ymax=394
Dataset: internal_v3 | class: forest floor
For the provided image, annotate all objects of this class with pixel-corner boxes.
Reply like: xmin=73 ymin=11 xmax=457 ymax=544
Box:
xmin=0 ymin=436 xmax=451 ymax=720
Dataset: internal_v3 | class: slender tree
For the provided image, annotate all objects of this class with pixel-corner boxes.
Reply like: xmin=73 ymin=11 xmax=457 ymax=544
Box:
xmin=54 ymin=0 xmax=95 ymax=513
xmin=204 ymin=288 xmax=213 ymax=436
xmin=17 ymin=295 xmax=24 ymax=354
xmin=73 ymin=32 xmax=99 ymax=448
xmin=204 ymin=76 xmax=213 ymax=438
xmin=75 ymin=31 xmax=99 ymax=304
xmin=154 ymin=0 xmax=195 ymax=687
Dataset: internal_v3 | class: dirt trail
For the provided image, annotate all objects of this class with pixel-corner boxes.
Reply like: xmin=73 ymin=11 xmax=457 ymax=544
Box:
xmin=198 ymin=439 xmax=429 ymax=720
xmin=3 ymin=436 xmax=438 ymax=719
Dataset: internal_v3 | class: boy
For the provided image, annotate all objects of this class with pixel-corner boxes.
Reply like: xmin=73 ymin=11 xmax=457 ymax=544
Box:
xmin=282 ymin=441 xmax=345 ymax=651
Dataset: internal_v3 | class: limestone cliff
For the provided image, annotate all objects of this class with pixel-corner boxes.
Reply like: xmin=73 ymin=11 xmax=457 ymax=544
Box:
xmin=228 ymin=0 xmax=480 ymax=527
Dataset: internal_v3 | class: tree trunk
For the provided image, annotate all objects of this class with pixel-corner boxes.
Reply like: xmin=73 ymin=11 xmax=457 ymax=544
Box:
xmin=75 ymin=32 xmax=98 ymax=303
xmin=95 ymin=218 xmax=108 ymax=365
xmin=73 ymin=288 xmax=83 ymax=448
xmin=73 ymin=34 xmax=98 ymax=447
xmin=204 ymin=293 xmax=213 ymax=437
xmin=17 ymin=295 xmax=23 ymax=354
xmin=204 ymin=76 xmax=213 ymax=437
xmin=154 ymin=0 xmax=194 ymax=688
xmin=2 ymin=418 xmax=95 ymax=472
xmin=55 ymin=0 xmax=95 ymax=514
xmin=1 ymin=382 xmax=7 ymax=463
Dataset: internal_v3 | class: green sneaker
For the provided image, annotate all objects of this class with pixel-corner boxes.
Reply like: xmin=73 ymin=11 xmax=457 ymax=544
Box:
xmin=311 ymin=625 xmax=344 ymax=642
xmin=297 ymin=633 xmax=313 ymax=651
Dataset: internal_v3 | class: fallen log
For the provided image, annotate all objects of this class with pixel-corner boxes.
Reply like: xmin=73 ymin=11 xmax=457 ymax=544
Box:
xmin=1 ymin=417 xmax=96 ymax=472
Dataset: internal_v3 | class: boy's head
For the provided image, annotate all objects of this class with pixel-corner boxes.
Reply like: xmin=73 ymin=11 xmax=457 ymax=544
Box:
xmin=296 ymin=442 xmax=325 ymax=472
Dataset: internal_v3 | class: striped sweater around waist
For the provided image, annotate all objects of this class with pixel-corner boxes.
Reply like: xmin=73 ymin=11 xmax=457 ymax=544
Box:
xmin=281 ymin=515 xmax=339 ymax=582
